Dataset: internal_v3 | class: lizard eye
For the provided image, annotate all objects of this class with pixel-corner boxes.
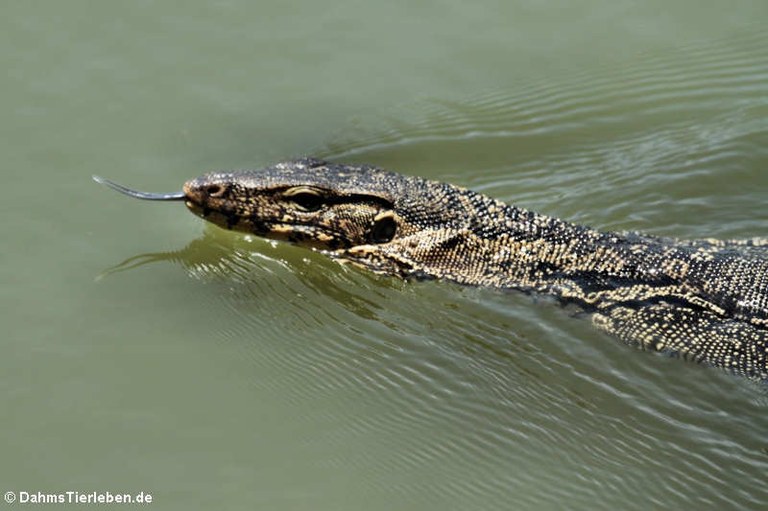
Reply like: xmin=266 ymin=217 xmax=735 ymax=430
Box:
xmin=284 ymin=187 xmax=324 ymax=212
xmin=369 ymin=212 xmax=397 ymax=243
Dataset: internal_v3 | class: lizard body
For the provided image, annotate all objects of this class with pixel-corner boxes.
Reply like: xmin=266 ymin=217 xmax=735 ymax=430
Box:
xmin=96 ymin=158 xmax=768 ymax=380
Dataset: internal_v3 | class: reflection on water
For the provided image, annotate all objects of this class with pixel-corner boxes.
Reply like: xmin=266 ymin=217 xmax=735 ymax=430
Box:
xmin=105 ymin=226 xmax=768 ymax=508
xmin=101 ymin=225 xmax=403 ymax=321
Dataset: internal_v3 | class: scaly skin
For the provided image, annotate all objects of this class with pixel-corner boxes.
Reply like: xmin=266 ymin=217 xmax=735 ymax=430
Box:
xmin=178 ymin=158 xmax=768 ymax=379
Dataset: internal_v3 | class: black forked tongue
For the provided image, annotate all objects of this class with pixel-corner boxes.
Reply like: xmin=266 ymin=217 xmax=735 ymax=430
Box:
xmin=92 ymin=176 xmax=186 ymax=201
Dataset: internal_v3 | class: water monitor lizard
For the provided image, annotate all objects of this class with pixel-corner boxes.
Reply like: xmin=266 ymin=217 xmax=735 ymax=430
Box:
xmin=95 ymin=158 xmax=768 ymax=381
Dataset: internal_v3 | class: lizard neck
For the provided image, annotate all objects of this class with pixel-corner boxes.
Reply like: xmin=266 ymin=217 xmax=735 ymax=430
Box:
xmin=389 ymin=189 xmax=681 ymax=306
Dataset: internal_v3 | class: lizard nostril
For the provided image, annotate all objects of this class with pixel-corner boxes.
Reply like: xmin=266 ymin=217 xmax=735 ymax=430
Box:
xmin=206 ymin=184 xmax=224 ymax=197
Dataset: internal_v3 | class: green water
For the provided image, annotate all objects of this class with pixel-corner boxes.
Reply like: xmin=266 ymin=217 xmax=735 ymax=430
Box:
xmin=3 ymin=2 xmax=768 ymax=510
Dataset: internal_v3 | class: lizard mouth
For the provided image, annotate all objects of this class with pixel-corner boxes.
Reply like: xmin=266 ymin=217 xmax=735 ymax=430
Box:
xmin=182 ymin=198 xmax=355 ymax=249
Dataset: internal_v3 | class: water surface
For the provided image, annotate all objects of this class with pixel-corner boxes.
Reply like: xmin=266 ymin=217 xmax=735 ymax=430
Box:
xmin=2 ymin=2 xmax=768 ymax=510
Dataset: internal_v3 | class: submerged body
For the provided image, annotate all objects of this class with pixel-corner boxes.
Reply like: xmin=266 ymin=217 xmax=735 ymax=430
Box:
xmin=96 ymin=158 xmax=768 ymax=380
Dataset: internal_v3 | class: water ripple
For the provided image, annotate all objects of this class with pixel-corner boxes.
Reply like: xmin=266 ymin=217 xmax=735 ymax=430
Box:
xmin=175 ymin=234 xmax=768 ymax=509
xmin=111 ymin=27 xmax=768 ymax=510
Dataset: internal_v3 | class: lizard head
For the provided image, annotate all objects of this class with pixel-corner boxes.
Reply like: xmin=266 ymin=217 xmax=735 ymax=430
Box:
xmin=183 ymin=158 xmax=429 ymax=252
